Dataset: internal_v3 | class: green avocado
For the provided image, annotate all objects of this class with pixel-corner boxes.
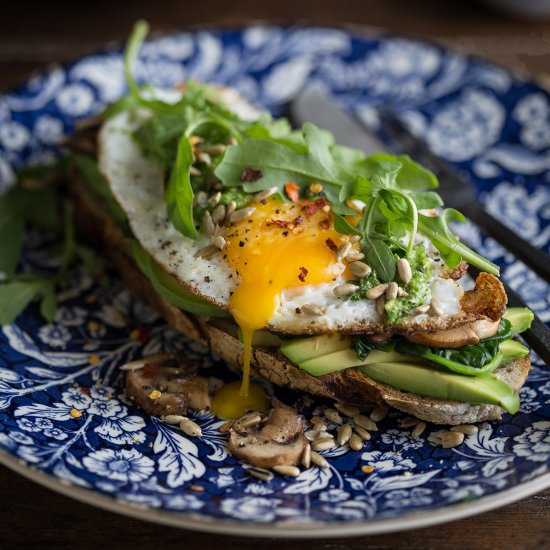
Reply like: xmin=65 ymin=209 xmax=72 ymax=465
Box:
xmin=281 ymin=334 xmax=414 ymax=376
xmin=280 ymin=333 xmax=351 ymax=364
xmin=358 ymin=361 xmax=520 ymax=414
xmin=237 ymin=329 xmax=282 ymax=347
xmin=503 ymin=308 xmax=534 ymax=334
xmin=500 ymin=339 xmax=529 ymax=361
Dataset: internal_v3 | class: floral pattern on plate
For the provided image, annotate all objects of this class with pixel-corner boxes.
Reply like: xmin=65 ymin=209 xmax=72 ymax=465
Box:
xmin=0 ymin=26 xmax=549 ymax=533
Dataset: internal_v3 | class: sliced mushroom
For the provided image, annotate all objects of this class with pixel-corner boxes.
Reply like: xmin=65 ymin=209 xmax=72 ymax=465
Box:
xmin=407 ymin=318 xmax=500 ymax=348
xmin=228 ymin=401 xmax=307 ymax=469
xmin=124 ymin=353 xmax=210 ymax=417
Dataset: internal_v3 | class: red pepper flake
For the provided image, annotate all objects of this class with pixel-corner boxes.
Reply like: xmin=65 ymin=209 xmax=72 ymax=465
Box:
xmin=285 ymin=182 xmax=300 ymax=203
xmin=319 ymin=218 xmax=331 ymax=230
xmin=240 ymin=167 xmax=263 ymax=182
xmin=80 ymin=387 xmax=91 ymax=396
xmin=298 ymin=266 xmax=309 ymax=282
xmin=325 ymin=238 xmax=338 ymax=252
xmin=267 ymin=214 xmax=304 ymax=230
xmin=142 ymin=363 xmax=161 ymax=380
xmin=302 ymin=198 xmax=327 ymax=218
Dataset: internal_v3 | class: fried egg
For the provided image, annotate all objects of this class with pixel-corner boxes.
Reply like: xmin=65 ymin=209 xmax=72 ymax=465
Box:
xmin=98 ymin=106 xmax=464 ymax=341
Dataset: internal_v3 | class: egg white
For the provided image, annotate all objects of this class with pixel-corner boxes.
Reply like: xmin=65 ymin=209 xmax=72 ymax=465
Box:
xmin=98 ymin=98 xmax=463 ymax=334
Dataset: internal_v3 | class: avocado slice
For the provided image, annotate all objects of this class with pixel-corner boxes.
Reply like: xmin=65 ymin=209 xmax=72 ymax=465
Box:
xmin=500 ymin=339 xmax=529 ymax=361
xmin=503 ymin=308 xmax=534 ymax=334
xmin=358 ymin=362 xmax=520 ymax=414
xmin=296 ymin=348 xmax=414 ymax=376
xmin=237 ymin=328 xmax=282 ymax=347
xmin=280 ymin=333 xmax=351 ymax=364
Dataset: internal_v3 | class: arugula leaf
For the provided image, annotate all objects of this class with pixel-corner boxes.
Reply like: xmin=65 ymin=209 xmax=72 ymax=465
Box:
xmin=418 ymin=209 xmax=499 ymax=275
xmin=410 ymin=191 xmax=443 ymax=210
xmin=359 ymin=196 xmax=396 ymax=282
xmin=360 ymin=154 xmax=438 ymax=190
xmin=216 ymin=123 xmax=349 ymax=192
xmin=0 ymin=187 xmax=31 ymax=276
xmin=165 ymin=136 xmax=197 ymax=239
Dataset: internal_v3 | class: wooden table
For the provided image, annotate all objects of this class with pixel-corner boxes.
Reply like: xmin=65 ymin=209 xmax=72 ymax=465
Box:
xmin=1 ymin=1 xmax=550 ymax=548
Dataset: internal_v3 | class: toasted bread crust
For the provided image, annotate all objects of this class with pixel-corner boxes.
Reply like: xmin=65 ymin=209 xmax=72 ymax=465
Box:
xmin=69 ymin=171 xmax=531 ymax=425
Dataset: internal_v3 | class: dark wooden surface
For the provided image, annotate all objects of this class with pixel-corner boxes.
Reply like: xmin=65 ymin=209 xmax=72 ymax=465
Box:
xmin=2 ymin=2 xmax=550 ymax=547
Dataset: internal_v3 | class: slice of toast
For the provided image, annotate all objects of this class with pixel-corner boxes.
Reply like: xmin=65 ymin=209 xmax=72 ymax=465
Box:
xmin=69 ymin=169 xmax=531 ymax=425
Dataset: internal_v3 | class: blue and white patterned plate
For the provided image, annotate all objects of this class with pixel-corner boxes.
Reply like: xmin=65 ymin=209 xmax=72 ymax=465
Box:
xmin=1 ymin=26 xmax=550 ymax=538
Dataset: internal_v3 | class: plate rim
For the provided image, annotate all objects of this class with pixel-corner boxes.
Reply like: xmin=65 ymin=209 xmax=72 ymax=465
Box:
xmin=1 ymin=22 xmax=550 ymax=537
xmin=2 ymin=445 xmax=550 ymax=538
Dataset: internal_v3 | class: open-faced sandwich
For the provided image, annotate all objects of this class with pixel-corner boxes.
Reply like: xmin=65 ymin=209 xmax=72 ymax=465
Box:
xmin=60 ymin=20 xmax=535 ymax=445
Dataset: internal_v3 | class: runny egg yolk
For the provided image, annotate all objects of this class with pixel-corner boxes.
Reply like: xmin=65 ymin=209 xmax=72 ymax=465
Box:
xmin=210 ymin=197 xmax=348 ymax=419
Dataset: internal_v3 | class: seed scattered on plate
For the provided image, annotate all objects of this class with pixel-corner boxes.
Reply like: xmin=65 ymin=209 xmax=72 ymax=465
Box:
xmin=273 ymin=465 xmax=301 ymax=477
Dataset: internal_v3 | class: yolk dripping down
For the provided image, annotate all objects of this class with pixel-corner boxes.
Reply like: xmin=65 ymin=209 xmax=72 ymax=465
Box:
xmin=210 ymin=197 xmax=348 ymax=419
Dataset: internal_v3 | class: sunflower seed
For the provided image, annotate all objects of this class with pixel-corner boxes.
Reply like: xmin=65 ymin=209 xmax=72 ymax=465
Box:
xmin=208 ymin=191 xmax=222 ymax=207
xmin=301 ymin=303 xmax=325 ymax=316
xmin=413 ymin=304 xmax=430 ymax=315
xmin=350 ymin=234 xmax=361 ymax=242
xmin=349 ymin=434 xmax=363 ymax=451
xmin=366 ymin=283 xmax=388 ymax=300
xmin=213 ymin=236 xmax=226 ymax=250
xmin=273 ymin=465 xmax=300 ymax=477
xmin=249 ymin=467 xmax=274 ymax=482
xmin=304 ymin=429 xmax=319 ymax=441
xmin=180 ymin=418 xmax=202 ymax=437
xmin=354 ymin=426 xmax=371 ymax=441
xmin=211 ymin=204 xmax=226 ymax=224
xmin=310 ymin=451 xmax=329 ymax=469
xmin=400 ymin=417 xmax=419 ymax=428
xmin=353 ymin=415 xmax=378 ymax=431
xmin=324 ymin=408 xmax=343 ymax=424
xmin=194 ymin=190 xmax=208 ymax=207
xmin=233 ymin=413 xmax=262 ymax=433
xmin=437 ymin=430 xmax=464 ymax=448
xmin=370 ymin=405 xmax=389 ymax=423
xmin=397 ymin=287 xmax=409 ymax=297
xmin=254 ymin=186 xmax=278 ymax=202
xmin=198 ymin=152 xmax=212 ymax=165
xmin=312 ymin=422 xmax=328 ymax=433
xmin=226 ymin=136 xmax=238 ymax=146
xmin=349 ymin=261 xmax=372 ymax=278
xmin=334 ymin=403 xmax=361 ymax=417
xmin=190 ymin=166 xmax=201 ymax=177
xmin=412 ymin=421 xmax=427 ymax=438
xmin=311 ymin=437 xmax=336 ymax=451
xmin=204 ymin=144 xmax=226 ymax=156
xmin=195 ymin=244 xmax=218 ymax=258
xmin=337 ymin=242 xmax=352 ymax=261
xmin=203 ymin=210 xmax=216 ymax=237
xmin=229 ymin=207 xmax=256 ymax=224
xmin=450 ymin=424 xmax=478 ymax=435
xmin=163 ymin=415 xmax=188 ymax=425
xmin=337 ymin=424 xmax=352 ymax=446
xmin=397 ymin=258 xmax=412 ymax=284
xmin=385 ymin=282 xmax=398 ymax=301
xmin=333 ymin=283 xmax=358 ymax=297
xmin=119 ymin=360 xmax=146 ymax=371
xmin=224 ymin=200 xmax=237 ymax=222
xmin=430 ymin=297 xmax=444 ymax=317
xmin=301 ymin=444 xmax=311 ymax=468
xmin=346 ymin=251 xmax=365 ymax=262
